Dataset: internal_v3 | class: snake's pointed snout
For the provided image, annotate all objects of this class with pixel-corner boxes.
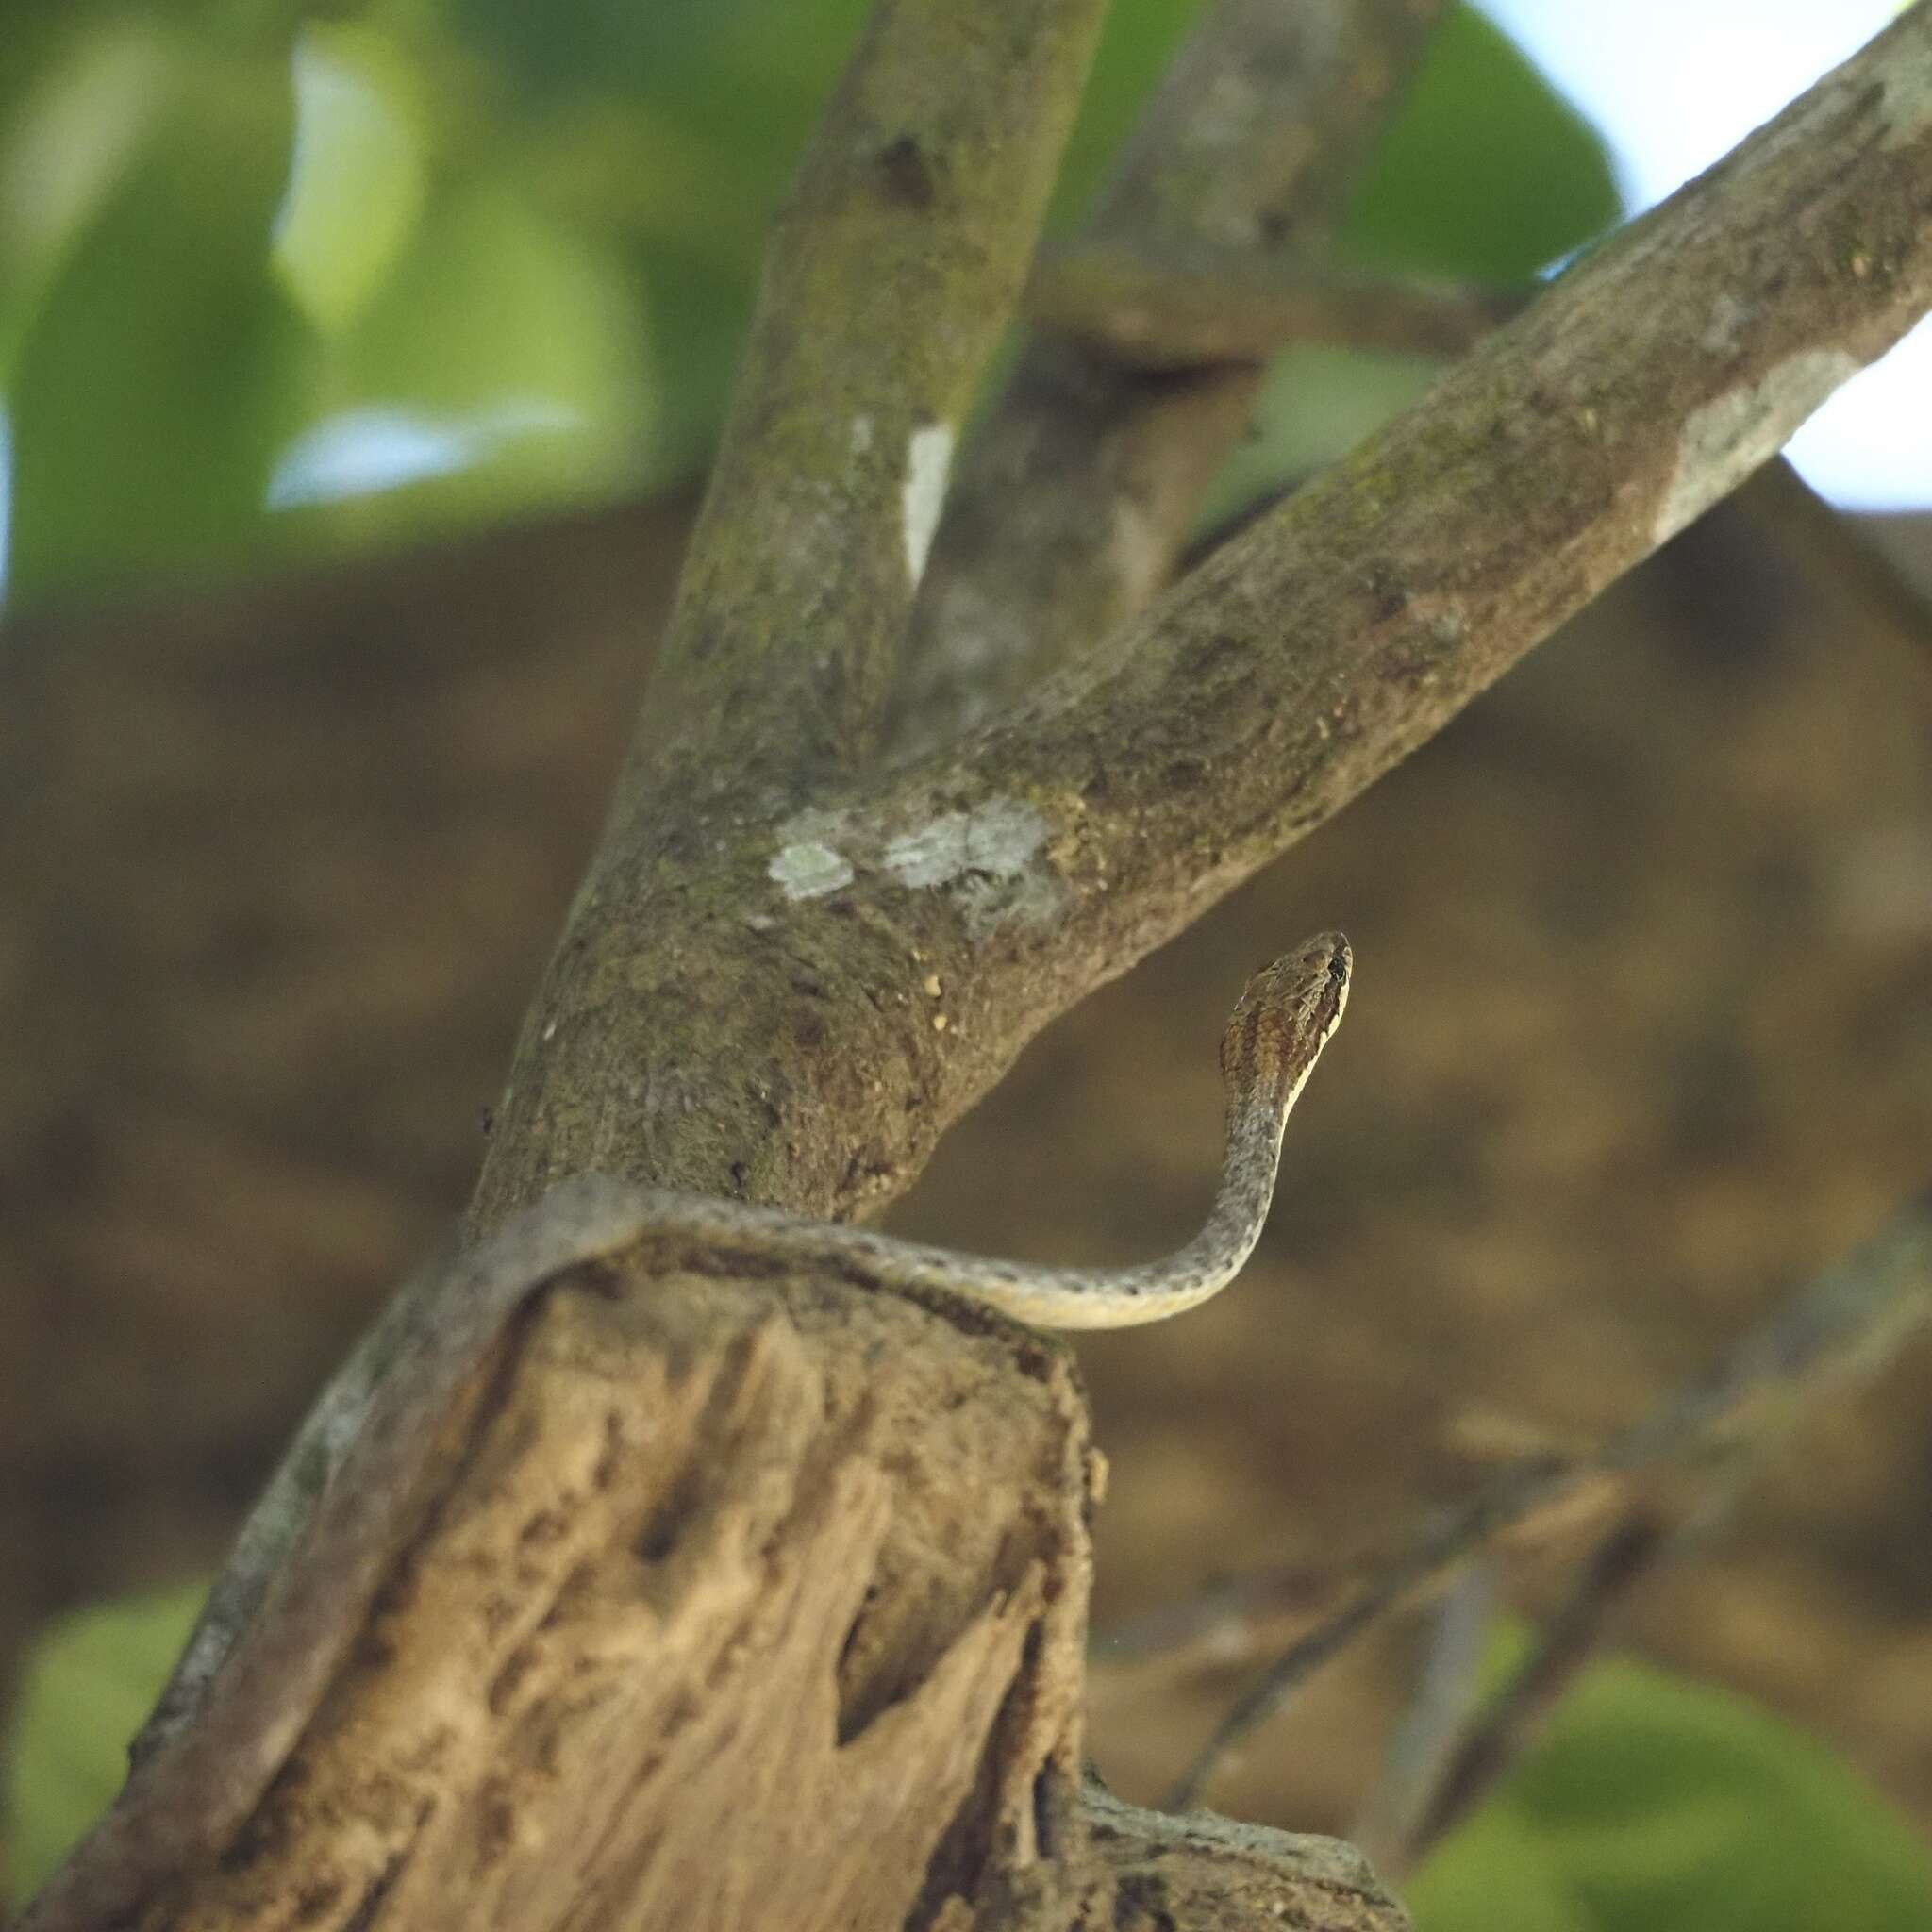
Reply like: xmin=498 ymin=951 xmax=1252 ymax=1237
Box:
xmin=1292 ymin=929 xmax=1352 ymax=1037
xmin=1308 ymin=928 xmax=1351 ymax=989
xmin=1222 ymin=930 xmax=1353 ymax=1089
xmin=1269 ymin=930 xmax=1352 ymax=1004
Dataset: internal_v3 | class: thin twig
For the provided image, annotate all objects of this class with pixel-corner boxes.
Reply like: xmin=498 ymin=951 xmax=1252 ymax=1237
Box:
xmin=1397 ymin=1513 xmax=1671 ymax=1871
xmin=1027 ymin=241 xmax=1521 ymax=367
xmin=1351 ymin=1562 xmax=1498 ymax=1876
xmin=1378 ymin=1385 xmax=1820 ymax=1874
xmin=1158 ymin=1190 xmax=1932 ymax=1809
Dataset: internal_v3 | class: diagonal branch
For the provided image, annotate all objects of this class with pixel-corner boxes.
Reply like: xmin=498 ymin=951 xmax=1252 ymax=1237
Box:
xmin=475 ymin=3 xmax=1932 ymax=1228
xmin=634 ymin=0 xmax=1108 ymax=791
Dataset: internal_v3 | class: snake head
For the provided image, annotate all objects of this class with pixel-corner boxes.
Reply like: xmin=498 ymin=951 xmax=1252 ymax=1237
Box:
xmin=1220 ymin=931 xmax=1352 ymax=1098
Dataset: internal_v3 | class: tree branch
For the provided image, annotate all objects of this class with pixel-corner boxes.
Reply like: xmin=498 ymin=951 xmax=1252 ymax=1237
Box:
xmin=1082 ymin=1778 xmax=1408 ymax=1930
xmin=474 ymin=4 xmax=1932 ymax=1228
xmin=635 ymin=0 xmax=1108 ymax=789
xmin=25 ymin=1204 xmax=1107 ymax=1932
xmin=888 ymin=0 xmax=1450 ymax=753
xmin=1026 ymin=241 xmax=1519 ymax=366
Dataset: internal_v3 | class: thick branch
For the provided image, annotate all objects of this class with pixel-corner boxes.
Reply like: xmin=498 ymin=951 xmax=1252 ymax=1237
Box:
xmin=28 ymin=1218 xmax=1105 ymax=1932
xmin=475 ymin=6 xmax=1932 ymax=1228
xmin=636 ymin=0 xmax=1108 ymax=788
xmin=1083 ymin=1780 xmax=1408 ymax=1930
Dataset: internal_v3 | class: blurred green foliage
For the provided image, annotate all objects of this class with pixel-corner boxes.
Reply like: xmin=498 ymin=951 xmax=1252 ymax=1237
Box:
xmin=1408 ymin=1629 xmax=1932 ymax=1932
xmin=6 ymin=1583 xmax=206 ymax=1902
xmin=0 ymin=1 xmax=1618 ymax=607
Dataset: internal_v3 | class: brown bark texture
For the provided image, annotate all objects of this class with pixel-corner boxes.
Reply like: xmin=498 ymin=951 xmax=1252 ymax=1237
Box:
xmin=12 ymin=3 xmax=1932 ymax=1930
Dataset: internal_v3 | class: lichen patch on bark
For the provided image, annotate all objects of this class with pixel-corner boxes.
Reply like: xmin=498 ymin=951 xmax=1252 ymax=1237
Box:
xmin=902 ymin=422 xmax=955 ymax=586
xmin=1652 ymin=351 xmax=1858 ymax=544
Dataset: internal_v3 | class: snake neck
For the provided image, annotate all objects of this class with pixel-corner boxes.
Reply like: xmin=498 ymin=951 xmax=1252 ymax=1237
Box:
xmin=1183 ymin=1086 xmax=1294 ymax=1287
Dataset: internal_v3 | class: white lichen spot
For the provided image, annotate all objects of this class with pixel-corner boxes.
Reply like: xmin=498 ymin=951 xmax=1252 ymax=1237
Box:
xmin=780 ymin=805 xmax=850 ymax=839
xmin=849 ymin=413 xmax=874 ymax=458
xmin=884 ymin=813 xmax=972 ymax=888
xmin=922 ymin=974 xmax=942 ymax=998
xmin=932 ymin=1012 xmax=948 ymax=1032
xmin=901 ymin=421 xmax=954 ymax=586
xmin=1700 ymin=291 xmax=1755 ymax=358
xmin=768 ymin=841 xmax=855 ymax=900
xmin=1653 ymin=351 xmax=1858 ymax=545
xmin=883 ymin=796 xmax=1048 ymax=890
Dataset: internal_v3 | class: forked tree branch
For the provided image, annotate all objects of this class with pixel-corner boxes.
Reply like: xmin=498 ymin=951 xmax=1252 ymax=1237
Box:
xmin=27 ymin=7 xmax=1932 ymax=1929
xmin=474 ymin=3 xmax=1932 ymax=1229
xmin=25 ymin=9 xmax=1450 ymax=1930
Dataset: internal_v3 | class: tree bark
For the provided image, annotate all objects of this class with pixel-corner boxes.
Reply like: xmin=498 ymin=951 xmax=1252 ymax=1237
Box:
xmin=19 ymin=5 xmax=1932 ymax=1929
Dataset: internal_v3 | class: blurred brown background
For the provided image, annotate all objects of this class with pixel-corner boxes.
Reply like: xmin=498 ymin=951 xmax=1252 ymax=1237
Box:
xmin=3 ymin=486 xmax=1930 ymax=1844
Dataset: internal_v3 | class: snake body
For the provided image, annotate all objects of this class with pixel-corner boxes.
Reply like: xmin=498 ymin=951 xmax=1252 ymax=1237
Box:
xmin=627 ymin=928 xmax=1352 ymax=1327
xmin=25 ymin=932 xmax=1349 ymax=1932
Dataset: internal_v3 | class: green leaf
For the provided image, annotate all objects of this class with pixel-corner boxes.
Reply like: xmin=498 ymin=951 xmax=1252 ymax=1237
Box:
xmin=5 ymin=59 xmax=315 ymax=600
xmin=1406 ymin=1793 xmax=1594 ymax=1932
xmin=6 ymin=1583 xmax=207 ymax=1905
xmin=1409 ymin=1641 xmax=1932 ymax=1932
xmin=1517 ymin=1656 xmax=1932 ymax=1932
xmin=0 ymin=18 xmax=181 ymax=378
xmin=1344 ymin=5 xmax=1623 ymax=282
xmin=271 ymin=23 xmax=430 ymax=336
xmin=271 ymin=176 xmax=657 ymax=541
